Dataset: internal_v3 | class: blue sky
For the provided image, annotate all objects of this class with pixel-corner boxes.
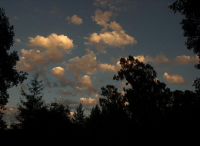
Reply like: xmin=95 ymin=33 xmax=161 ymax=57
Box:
xmin=1 ymin=0 xmax=199 ymax=123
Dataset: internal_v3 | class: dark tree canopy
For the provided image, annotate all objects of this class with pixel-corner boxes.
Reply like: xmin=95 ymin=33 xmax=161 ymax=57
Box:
xmin=72 ymin=103 xmax=86 ymax=126
xmin=16 ymin=74 xmax=46 ymax=130
xmin=113 ymin=56 xmax=171 ymax=128
xmin=169 ymin=0 xmax=200 ymax=68
xmin=0 ymin=8 xmax=27 ymax=109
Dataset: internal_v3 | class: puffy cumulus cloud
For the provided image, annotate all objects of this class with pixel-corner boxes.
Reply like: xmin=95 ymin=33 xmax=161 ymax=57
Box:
xmin=172 ymin=55 xmax=199 ymax=64
xmin=80 ymin=97 xmax=98 ymax=107
xmin=66 ymin=15 xmax=83 ymax=25
xmin=85 ymin=30 xmax=136 ymax=48
xmin=28 ymin=33 xmax=74 ymax=61
xmin=99 ymin=63 xmax=116 ymax=72
xmin=66 ymin=50 xmax=98 ymax=78
xmin=109 ymin=21 xmax=123 ymax=31
xmin=93 ymin=0 xmax=136 ymax=11
xmin=79 ymin=75 xmax=93 ymax=88
xmin=92 ymin=9 xmax=113 ymax=27
xmin=163 ymin=72 xmax=186 ymax=84
xmin=85 ymin=9 xmax=136 ymax=52
xmin=50 ymin=67 xmax=72 ymax=87
xmin=99 ymin=61 xmax=121 ymax=73
xmin=51 ymin=67 xmax=65 ymax=79
xmin=16 ymin=49 xmax=48 ymax=71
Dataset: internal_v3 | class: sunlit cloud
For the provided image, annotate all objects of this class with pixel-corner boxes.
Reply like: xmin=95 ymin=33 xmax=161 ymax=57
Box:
xmin=65 ymin=49 xmax=98 ymax=79
xmin=15 ymin=39 xmax=21 ymax=43
xmin=28 ymin=33 xmax=74 ymax=61
xmin=163 ymin=72 xmax=186 ymax=84
xmin=80 ymin=97 xmax=98 ymax=107
xmin=66 ymin=14 xmax=83 ymax=25
xmin=85 ymin=9 xmax=136 ymax=52
xmin=16 ymin=49 xmax=48 ymax=71
xmin=85 ymin=30 xmax=136 ymax=49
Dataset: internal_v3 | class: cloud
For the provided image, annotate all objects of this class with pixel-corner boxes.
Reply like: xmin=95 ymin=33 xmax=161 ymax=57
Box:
xmin=98 ymin=61 xmax=121 ymax=73
xmin=93 ymin=0 xmax=136 ymax=11
xmin=133 ymin=55 xmax=198 ymax=65
xmin=16 ymin=49 xmax=48 ymax=71
xmin=15 ymin=39 xmax=21 ymax=43
xmin=85 ymin=9 xmax=136 ymax=52
xmin=50 ymin=67 xmax=71 ymax=87
xmin=66 ymin=49 xmax=98 ymax=78
xmin=92 ymin=9 xmax=113 ymax=27
xmin=28 ymin=33 xmax=74 ymax=61
xmin=80 ymin=97 xmax=98 ymax=107
xmin=3 ymin=107 xmax=18 ymax=125
xmin=172 ymin=55 xmax=199 ymax=64
xmin=66 ymin=15 xmax=83 ymax=25
xmin=85 ymin=30 xmax=136 ymax=48
xmin=17 ymin=33 xmax=74 ymax=72
xmin=163 ymin=72 xmax=186 ymax=84
xmin=51 ymin=67 xmax=65 ymax=79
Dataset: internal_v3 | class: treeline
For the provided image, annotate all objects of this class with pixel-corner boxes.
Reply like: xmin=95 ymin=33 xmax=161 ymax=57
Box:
xmin=1 ymin=56 xmax=200 ymax=143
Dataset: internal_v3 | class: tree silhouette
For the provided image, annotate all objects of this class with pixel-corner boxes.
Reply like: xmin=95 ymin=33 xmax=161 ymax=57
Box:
xmin=113 ymin=56 xmax=171 ymax=129
xmin=46 ymin=102 xmax=71 ymax=130
xmin=16 ymin=74 xmax=46 ymax=130
xmin=72 ymin=103 xmax=86 ymax=126
xmin=0 ymin=8 xmax=27 ymax=129
xmin=169 ymin=0 xmax=200 ymax=91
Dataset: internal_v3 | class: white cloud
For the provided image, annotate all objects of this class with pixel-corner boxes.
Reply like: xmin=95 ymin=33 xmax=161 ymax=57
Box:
xmin=51 ymin=67 xmax=65 ymax=79
xmin=172 ymin=55 xmax=199 ymax=64
xmin=50 ymin=67 xmax=71 ymax=87
xmin=16 ymin=49 xmax=48 ymax=71
xmin=92 ymin=9 xmax=113 ymax=27
xmin=80 ymin=97 xmax=98 ymax=107
xmin=17 ymin=33 xmax=74 ymax=72
xmin=85 ymin=9 xmax=136 ymax=52
xmin=66 ymin=49 xmax=98 ymax=78
xmin=28 ymin=33 xmax=74 ymax=61
xmin=66 ymin=15 xmax=83 ymax=25
xmin=85 ymin=30 xmax=136 ymax=48
xmin=163 ymin=72 xmax=186 ymax=84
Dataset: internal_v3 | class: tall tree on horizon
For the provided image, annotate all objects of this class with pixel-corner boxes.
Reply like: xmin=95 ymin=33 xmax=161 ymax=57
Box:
xmin=16 ymin=74 xmax=46 ymax=130
xmin=0 ymin=8 xmax=27 ymax=130
xmin=169 ymin=0 xmax=200 ymax=91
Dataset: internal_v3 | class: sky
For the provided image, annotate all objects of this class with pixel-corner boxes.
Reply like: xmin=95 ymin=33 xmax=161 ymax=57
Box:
xmin=1 ymin=0 xmax=199 ymax=124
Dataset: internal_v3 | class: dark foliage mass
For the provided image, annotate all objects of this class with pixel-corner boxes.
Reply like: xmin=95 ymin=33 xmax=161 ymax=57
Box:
xmin=0 ymin=8 xmax=27 ymax=130
xmin=1 ymin=2 xmax=200 ymax=143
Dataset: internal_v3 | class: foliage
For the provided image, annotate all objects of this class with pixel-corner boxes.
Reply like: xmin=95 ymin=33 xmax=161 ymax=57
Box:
xmin=72 ymin=103 xmax=86 ymax=126
xmin=16 ymin=74 xmax=46 ymax=130
xmin=0 ymin=8 xmax=27 ymax=109
xmin=113 ymin=56 xmax=171 ymax=128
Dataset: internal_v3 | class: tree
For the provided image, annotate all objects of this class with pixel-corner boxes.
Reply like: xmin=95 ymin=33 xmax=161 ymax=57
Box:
xmin=47 ymin=102 xmax=71 ymax=130
xmin=0 ymin=8 xmax=27 ymax=109
xmin=0 ymin=8 xmax=27 ymax=130
xmin=169 ymin=0 xmax=200 ymax=63
xmin=113 ymin=56 xmax=171 ymax=129
xmin=16 ymin=74 xmax=46 ymax=130
xmin=72 ymin=103 xmax=86 ymax=126
xmin=169 ymin=0 xmax=200 ymax=91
